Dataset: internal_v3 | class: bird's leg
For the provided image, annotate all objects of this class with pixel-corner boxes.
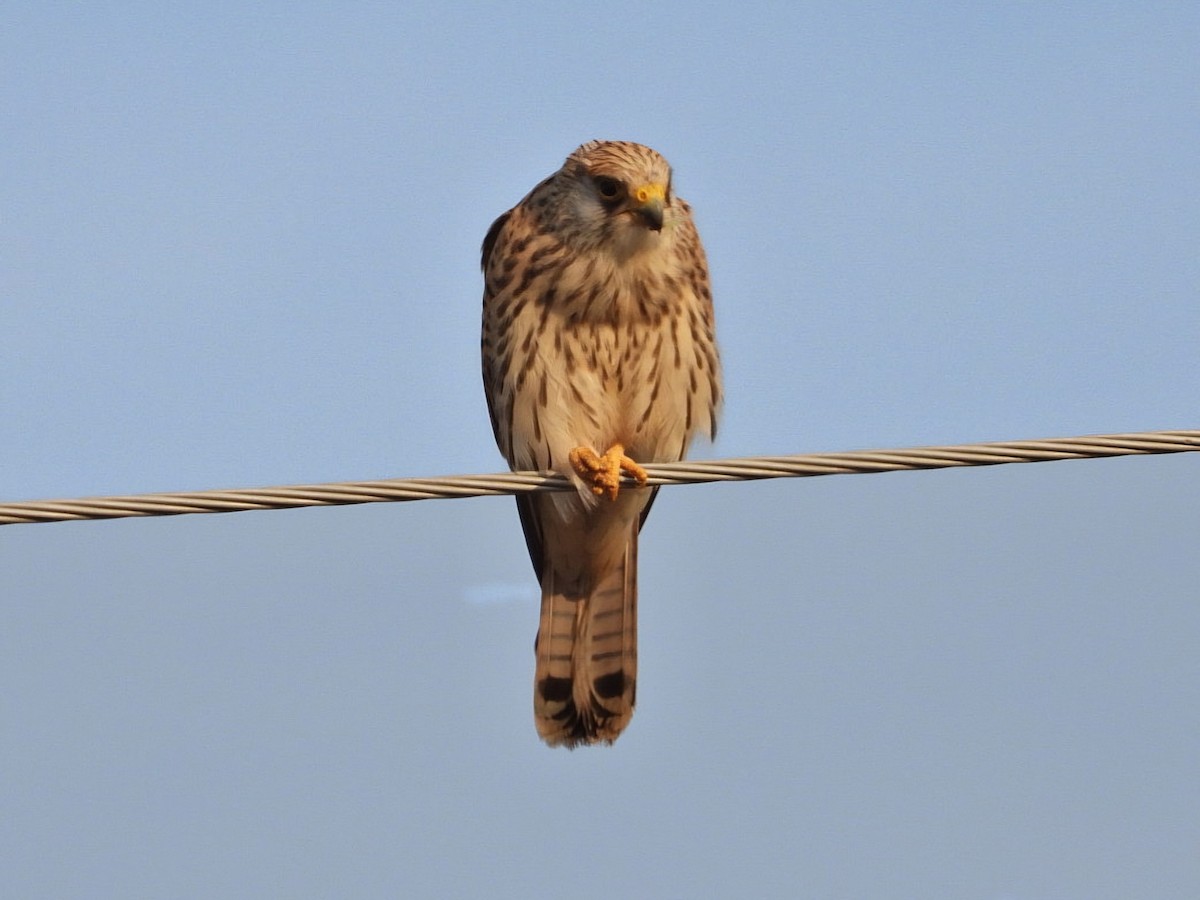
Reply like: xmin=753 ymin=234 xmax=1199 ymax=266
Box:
xmin=568 ymin=443 xmax=648 ymax=502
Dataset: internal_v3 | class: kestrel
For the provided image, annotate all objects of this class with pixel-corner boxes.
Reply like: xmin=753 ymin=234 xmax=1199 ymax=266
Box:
xmin=481 ymin=141 xmax=722 ymax=747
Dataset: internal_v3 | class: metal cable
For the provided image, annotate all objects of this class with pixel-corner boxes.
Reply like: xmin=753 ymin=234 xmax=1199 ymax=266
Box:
xmin=2 ymin=430 xmax=1197 ymax=526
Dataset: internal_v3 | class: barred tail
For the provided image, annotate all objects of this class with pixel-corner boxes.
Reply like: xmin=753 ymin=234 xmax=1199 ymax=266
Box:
xmin=533 ymin=527 xmax=637 ymax=747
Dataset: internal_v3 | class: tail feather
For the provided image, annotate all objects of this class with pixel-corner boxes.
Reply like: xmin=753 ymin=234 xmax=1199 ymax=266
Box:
xmin=534 ymin=525 xmax=638 ymax=747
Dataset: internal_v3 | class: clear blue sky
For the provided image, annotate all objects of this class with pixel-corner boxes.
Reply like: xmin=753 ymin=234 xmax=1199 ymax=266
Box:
xmin=3 ymin=4 xmax=1198 ymax=898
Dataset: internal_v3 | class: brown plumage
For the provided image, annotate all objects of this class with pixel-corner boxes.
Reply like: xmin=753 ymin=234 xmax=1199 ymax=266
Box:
xmin=481 ymin=141 xmax=721 ymax=747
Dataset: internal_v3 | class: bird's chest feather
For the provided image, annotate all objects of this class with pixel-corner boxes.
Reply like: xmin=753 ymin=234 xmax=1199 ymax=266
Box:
xmin=547 ymin=296 xmax=690 ymax=455
xmin=496 ymin=247 xmax=710 ymax=471
xmin=553 ymin=271 xmax=673 ymax=388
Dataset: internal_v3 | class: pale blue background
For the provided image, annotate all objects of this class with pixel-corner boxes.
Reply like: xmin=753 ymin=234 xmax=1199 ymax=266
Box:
xmin=3 ymin=4 xmax=1199 ymax=898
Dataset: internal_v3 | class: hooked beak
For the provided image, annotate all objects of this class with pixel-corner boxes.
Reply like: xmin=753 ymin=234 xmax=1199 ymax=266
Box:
xmin=631 ymin=183 xmax=666 ymax=231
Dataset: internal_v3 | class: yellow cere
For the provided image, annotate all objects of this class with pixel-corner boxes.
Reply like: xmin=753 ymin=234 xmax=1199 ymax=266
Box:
xmin=634 ymin=183 xmax=666 ymax=204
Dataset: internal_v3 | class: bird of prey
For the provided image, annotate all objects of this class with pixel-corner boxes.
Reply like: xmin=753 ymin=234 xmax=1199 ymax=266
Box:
xmin=481 ymin=140 xmax=722 ymax=747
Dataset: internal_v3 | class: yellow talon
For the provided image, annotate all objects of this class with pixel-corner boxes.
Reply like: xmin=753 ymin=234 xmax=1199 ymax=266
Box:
xmin=568 ymin=443 xmax=648 ymax=501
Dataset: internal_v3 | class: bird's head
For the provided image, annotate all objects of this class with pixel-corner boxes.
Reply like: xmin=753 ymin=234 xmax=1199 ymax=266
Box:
xmin=553 ymin=140 xmax=678 ymax=256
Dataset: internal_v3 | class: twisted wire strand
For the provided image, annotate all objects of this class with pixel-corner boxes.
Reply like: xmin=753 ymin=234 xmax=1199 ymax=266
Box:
xmin=2 ymin=430 xmax=1197 ymax=527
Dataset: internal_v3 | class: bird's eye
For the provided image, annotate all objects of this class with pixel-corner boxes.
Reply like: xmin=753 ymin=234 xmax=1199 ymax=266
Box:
xmin=594 ymin=176 xmax=623 ymax=202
